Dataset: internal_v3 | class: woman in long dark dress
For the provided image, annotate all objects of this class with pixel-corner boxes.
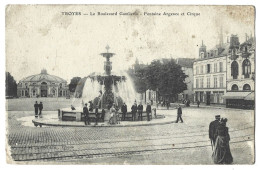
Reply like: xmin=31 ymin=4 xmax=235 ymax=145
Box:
xmin=212 ymin=118 xmax=233 ymax=164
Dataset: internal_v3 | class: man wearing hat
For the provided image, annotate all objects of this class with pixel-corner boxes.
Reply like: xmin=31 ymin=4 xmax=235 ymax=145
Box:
xmin=131 ymin=102 xmax=137 ymax=121
xmin=34 ymin=101 xmax=39 ymax=118
xmin=209 ymin=115 xmax=221 ymax=148
xmin=176 ymin=104 xmax=183 ymax=123
xmin=38 ymin=102 xmax=43 ymax=118
xmin=83 ymin=103 xmax=90 ymax=125
xmin=146 ymin=102 xmax=152 ymax=121
xmin=121 ymin=102 xmax=127 ymax=121
xmin=137 ymin=102 xmax=143 ymax=121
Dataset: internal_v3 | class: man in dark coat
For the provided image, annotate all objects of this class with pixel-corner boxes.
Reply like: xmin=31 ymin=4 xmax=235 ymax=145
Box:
xmin=94 ymin=105 xmax=99 ymax=125
xmin=209 ymin=115 xmax=221 ymax=147
xmin=146 ymin=102 xmax=152 ymax=121
xmin=131 ymin=102 xmax=137 ymax=121
xmin=34 ymin=101 xmax=39 ymax=118
xmin=121 ymin=103 xmax=127 ymax=121
xmin=83 ymin=103 xmax=90 ymax=125
xmin=89 ymin=101 xmax=94 ymax=112
xmin=38 ymin=102 xmax=43 ymax=118
xmin=101 ymin=109 xmax=106 ymax=122
xmin=137 ymin=102 xmax=143 ymax=121
xmin=176 ymin=104 xmax=183 ymax=123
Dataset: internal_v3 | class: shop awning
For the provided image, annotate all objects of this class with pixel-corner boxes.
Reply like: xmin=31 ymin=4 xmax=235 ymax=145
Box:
xmin=223 ymin=92 xmax=252 ymax=99
xmin=244 ymin=92 xmax=255 ymax=100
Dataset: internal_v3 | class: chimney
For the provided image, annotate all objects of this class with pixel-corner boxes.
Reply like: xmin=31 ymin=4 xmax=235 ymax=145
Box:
xmin=230 ymin=34 xmax=240 ymax=49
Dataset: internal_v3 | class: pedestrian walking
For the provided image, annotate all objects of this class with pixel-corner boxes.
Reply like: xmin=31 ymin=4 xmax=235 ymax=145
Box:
xmin=83 ymin=103 xmax=90 ymax=125
xmin=209 ymin=115 xmax=221 ymax=147
xmin=34 ymin=101 xmax=39 ymax=118
xmin=121 ymin=102 xmax=127 ymax=121
xmin=212 ymin=118 xmax=233 ymax=164
xmin=131 ymin=102 xmax=137 ymax=121
xmin=175 ymin=104 xmax=183 ymax=123
xmin=146 ymin=102 xmax=151 ymax=121
xmin=39 ymin=102 xmax=43 ymax=118
xmin=197 ymin=100 xmax=200 ymax=107
xmin=137 ymin=102 xmax=143 ymax=121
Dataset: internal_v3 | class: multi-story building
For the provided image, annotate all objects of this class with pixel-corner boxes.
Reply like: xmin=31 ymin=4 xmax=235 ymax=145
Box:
xmin=224 ymin=35 xmax=255 ymax=109
xmin=193 ymin=41 xmax=228 ymax=105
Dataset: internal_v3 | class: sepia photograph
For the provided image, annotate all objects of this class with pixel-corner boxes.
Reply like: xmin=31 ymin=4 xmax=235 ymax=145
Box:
xmin=5 ymin=4 xmax=255 ymax=165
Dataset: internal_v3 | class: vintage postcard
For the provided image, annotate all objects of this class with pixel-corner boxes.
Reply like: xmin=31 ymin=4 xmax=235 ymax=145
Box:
xmin=5 ymin=5 xmax=255 ymax=164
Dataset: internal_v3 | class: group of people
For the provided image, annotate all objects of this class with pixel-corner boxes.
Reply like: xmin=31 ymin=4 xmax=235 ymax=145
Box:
xmin=34 ymin=101 xmax=43 ymax=118
xmin=130 ymin=102 xmax=152 ymax=121
xmin=83 ymin=103 xmax=105 ymax=126
xmin=209 ymin=115 xmax=233 ymax=164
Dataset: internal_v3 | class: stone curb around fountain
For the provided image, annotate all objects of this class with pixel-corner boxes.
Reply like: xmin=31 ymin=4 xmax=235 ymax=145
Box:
xmin=32 ymin=117 xmax=175 ymax=128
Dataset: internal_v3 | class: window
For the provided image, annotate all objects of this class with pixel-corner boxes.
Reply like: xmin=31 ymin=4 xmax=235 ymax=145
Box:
xmin=200 ymin=52 xmax=204 ymax=58
xmin=214 ymin=63 xmax=217 ymax=72
xmin=231 ymin=84 xmax=238 ymax=91
xmin=231 ymin=61 xmax=238 ymax=79
xmin=196 ymin=66 xmax=199 ymax=75
xmin=32 ymin=90 xmax=36 ymax=96
xmin=207 ymin=64 xmax=211 ymax=73
xmin=196 ymin=79 xmax=199 ymax=88
xmin=219 ymin=62 xmax=223 ymax=72
xmin=200 ymin=65 xmax=203 ymax=74
xmin=243 ymin=84 xmax=251 ymax=91
xmin=207 ymin=77 xmax=210 ymax=88
xmin=200 ymin=78 xmax=204 ymax=88
xmin=214 ymin=77 xmax=218 ymax=88
xmin=242 ymin=59 xmax=251 ymax=78
xmin=219 ymin=76 xmax=224 ymax=88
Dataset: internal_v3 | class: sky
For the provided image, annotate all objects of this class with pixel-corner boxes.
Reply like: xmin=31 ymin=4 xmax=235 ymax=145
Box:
xmin=5 ymin=5 xmax=255 ymax=82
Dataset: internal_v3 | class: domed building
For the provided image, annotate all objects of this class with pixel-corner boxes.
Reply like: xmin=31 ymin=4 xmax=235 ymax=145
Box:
xmin=17 ymin=69 xmax=69 ymax=98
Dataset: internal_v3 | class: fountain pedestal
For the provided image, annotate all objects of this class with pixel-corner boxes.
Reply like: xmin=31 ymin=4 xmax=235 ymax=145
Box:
xmin=75 ymin=112 xmax=81 ymax=121
xmin=104 ymin=110 xmax=111 ymax=122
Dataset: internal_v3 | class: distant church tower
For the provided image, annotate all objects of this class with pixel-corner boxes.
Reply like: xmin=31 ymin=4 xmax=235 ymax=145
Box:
xmin=199 ymin=40 xmax=207 ymax=59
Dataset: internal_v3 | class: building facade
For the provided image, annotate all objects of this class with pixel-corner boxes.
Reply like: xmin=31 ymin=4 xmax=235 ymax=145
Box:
xmin=176 ymin=58 xmax=195 ymax=102
xmin=224 ymin=35 xmax=255 ymax=109
xmin=193 ymin=41 xmax=228 ymax=105
xmin=17 ymin=69 xmax=69 ymax=98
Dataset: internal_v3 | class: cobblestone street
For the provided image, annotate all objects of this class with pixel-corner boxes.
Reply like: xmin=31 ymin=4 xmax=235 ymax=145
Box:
xmin=6 ymin=99 xmax=254 ymax=164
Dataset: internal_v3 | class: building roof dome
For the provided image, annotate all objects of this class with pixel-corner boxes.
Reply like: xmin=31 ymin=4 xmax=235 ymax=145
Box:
xmin=20 ymin=69 xmax=66 ymax=83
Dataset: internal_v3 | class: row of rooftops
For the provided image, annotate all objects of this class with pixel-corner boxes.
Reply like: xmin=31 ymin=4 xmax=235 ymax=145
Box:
xmin=197 ymin=34 xmax=255 ymax=61
xmin=133 ymin=34 xmax=255 ymax=69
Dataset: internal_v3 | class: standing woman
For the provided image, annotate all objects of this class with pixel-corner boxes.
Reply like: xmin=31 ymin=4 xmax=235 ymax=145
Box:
xmin=212 ymin=118 xmax=233 ymax=164
xmin=109 ymin=103 xmax=117 ymax=124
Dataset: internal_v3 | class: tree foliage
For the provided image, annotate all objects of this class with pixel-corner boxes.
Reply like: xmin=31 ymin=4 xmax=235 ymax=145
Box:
xmin=130 ymin=59 xmax=188 ymax=99
xmin=6 ymin=72 xmax=17 ymax=97
xmin=69 ymin=77 xmax=81 ymax=92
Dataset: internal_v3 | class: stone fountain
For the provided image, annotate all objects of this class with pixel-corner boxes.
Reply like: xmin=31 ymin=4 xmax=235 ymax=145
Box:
xmin=59 ymin=46 xmax=137 ymax=122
